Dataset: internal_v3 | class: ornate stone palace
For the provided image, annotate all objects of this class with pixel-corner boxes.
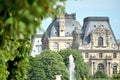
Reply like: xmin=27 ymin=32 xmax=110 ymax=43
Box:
xmin=41 ymin=13 xmax=120 ymax=76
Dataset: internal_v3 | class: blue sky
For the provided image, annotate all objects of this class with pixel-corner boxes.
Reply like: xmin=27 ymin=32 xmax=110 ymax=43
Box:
xmin=40 ymin=0 xmax=120 ymax=40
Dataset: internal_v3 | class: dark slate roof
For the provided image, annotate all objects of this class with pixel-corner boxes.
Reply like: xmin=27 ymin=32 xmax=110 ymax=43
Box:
xmin=34 ymin=34 xmax=43 ymax=38
xmin=84 ymin=17 xmax=109 ymax=22
xmin=45 ymin=14 xmax=81 ymax=38
xmin=117 ymin=39 xmax=120 ymax=44
xmin=31 ymin=34 xmax=43 ymax=42
xmin=82 ymin=17 xmax=117 ymax=45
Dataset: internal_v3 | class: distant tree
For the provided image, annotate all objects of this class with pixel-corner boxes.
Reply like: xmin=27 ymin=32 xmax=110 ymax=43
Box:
xmin=112 ymin=72 xmax=120 ymax=79
xmin=0 ymin=0 xmax=65 ymax=79
xmin=94 ymin=70 xmax=108 ymax=79
xmin=28 ymin=50 xmax=69 ymax=80
xmin=28 ymin=56 xmax=46 ymax=80
xmin=58 ymin=49 xmax=89 ymax=80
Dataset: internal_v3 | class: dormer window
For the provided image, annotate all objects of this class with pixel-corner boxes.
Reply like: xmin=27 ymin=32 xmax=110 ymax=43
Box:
xmin=98 ymin=37 xmax=103 ymax=47
xmin=94 ymin=25 xmax=96 ymax=28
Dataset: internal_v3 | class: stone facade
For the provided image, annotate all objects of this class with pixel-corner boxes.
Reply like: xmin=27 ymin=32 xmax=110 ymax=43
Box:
xmin=30 ymin=34 xmax=42 ymax=57
xmin=41 ymin=13 xmax=120 ymax=76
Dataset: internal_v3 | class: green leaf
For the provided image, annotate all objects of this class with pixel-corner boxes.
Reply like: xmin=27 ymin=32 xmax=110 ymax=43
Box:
xmin=5 ymin=17 xmax=13 ymax=25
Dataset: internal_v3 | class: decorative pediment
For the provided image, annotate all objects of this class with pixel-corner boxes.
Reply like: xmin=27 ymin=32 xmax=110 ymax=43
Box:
xmin=92 ymin=25 xmax=110 ymax=35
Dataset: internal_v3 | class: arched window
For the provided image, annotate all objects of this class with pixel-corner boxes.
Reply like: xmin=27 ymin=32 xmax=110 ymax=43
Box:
xmin=113 ymin=65 xmax=117 ymax=74
xmin=54 ymin=42 xmax=59 ymax=51
xmin=99 ymin=53 xmax=103 ymax=58
xmin=98 ymin=37 xmax=103 ymax=47
xmin=97 ymin=63 xmax=104 ymax=71
xmin=112 ymin=63 xmax=118 ymax=74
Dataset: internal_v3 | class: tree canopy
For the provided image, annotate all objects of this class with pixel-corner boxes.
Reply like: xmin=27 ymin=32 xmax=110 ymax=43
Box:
xmin=58 ymin=49 xmax=89 ymax=80
xmin=29 ymin=50 xmax=69 ymax=80
xmin=0 ymin=0 xmax=65 ymax=79
xmin=94 ymin=70 xmax=108 ymax=79
xmin=28 ymin=49 xmax=89 ymax=80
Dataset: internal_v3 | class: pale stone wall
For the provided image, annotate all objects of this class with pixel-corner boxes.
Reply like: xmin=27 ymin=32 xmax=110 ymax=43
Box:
xmin=82 ymin=51 xmax=120 ymax=76
xmin=48 ymin=37 xmax=73 ymax=51
xmin=81 ymin=25 xmax=120 ymax=76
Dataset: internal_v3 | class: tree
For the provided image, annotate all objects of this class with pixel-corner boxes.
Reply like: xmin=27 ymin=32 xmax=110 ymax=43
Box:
xmin=58 ymin=49 xmax=89 ymax=80
xmin=94 ymin=70 xmax=108 ymax=79
xmin=0 ymin=0 xmax=65 ymax=79
xmin=112 ymin=72 xmax=120 ymax=79
xmin=28 ymin=50 xmax=69 ymax=80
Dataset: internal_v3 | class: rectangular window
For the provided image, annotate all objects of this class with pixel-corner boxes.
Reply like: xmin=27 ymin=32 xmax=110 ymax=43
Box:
xmin=38 ymin=45 xmax=42 ymax=52
xmin=85 ymin=52 xmax=89 ymax=58
xmin=36 ymin=45 xmax=42 ymax=52
xmin=113 ymin=53 xmax=117 ymax=58
xmin=54 ymin=42 xmax=59 ymax=51
xmin=113 ymin=66 xmax=117 ymax=74
xmin=99 ymin=53 xmax=103 ymax=58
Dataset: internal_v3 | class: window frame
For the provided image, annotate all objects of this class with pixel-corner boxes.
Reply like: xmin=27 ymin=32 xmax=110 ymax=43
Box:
xmin=113 ymin=52 xmax=117 ymax=58
xmin=97 ymin=63 xmax=104 ymax=71
xmin=98 ymin=37 xmax=103 ymax=47
xmin=85 ymin=52 xmax=89 ymax=58
xmin=99 ymin=53 xmax=103 ymax=58
xmin=54 ymin=42 xmax=59 ymax=51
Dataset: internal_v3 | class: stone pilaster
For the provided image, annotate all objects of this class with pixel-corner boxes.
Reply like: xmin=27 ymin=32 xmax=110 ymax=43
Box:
xmin=91 ymin=62 xmax=94 ymax=75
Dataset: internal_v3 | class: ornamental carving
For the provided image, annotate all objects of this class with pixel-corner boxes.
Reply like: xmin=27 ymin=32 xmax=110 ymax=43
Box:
xmin=92 ymin=25 xmax=110 ymax=36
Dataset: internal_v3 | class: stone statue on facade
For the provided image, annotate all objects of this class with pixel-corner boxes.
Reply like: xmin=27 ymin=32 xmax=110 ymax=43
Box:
xmin=71 ymin=27 xmax=80 ymax=50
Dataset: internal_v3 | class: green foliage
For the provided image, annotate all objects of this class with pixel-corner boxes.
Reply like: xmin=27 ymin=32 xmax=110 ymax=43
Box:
xmin=58 ymin=48 xmax=89 ymax=80
xmin=112 ymin=72 xmax=120 ymax=79
xmin=28 ymin=50 xmax=69 ymax=80
xmin=94 ymin=70 xmax=108 ymax=79
xmin=0 ymin=0 xmax=65 ymax=79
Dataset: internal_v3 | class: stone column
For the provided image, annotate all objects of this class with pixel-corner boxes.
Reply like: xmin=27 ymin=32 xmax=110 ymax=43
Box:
xmin=106 ymin=62 xmax=108 ymax=75
xmin=108 ymin=62 xmax=111 ymax=76
xmin=92 ymin=62 xmax=96 ymax=75
xmin=93 ymin=62 xmax=96 ymax=74
xmin=106 ymin=62 xmax=109 ymax=76
xmin=91 ymin=62 xmax=94 ymax=75
xmin=109 ymin=62 xmax=112 ymax=77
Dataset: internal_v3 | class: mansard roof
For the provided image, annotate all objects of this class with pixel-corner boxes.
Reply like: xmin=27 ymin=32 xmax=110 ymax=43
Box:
xmin=42 ymin=15 xmax=118 ymax=45
xmin=44 ymin=13 xmax=81 ymax=38
xmin=31 ymin=34 xmax=42 ymax=41
xmin=117 ymin=39 xmax=120 ymax=44
xmin=82 ymin=17 xmax=117 ymax=45
xmin=84 ymin=17 xmax=109 ymax=22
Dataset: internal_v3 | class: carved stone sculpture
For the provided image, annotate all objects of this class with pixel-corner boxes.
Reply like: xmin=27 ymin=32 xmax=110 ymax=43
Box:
xmin=71 ymin=27 xmax=80 ymax=50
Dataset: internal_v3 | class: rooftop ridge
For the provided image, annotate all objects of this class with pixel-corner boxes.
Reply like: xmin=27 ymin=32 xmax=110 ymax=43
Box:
xmin=84 ymin=17 xmax=109 ymax=22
